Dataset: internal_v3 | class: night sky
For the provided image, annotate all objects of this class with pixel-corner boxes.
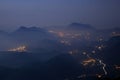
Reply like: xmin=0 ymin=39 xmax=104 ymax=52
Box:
xmin=0 ymin=0 xmax=120 ymax=30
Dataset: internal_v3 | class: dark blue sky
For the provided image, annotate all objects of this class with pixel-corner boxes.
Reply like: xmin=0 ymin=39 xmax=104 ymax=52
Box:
xmin=0 ymin=0 xmax=120 ymax=30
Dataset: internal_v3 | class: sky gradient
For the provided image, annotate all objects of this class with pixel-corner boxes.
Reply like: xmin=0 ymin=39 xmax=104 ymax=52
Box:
xmin=0 ymin=0 xmax=120 ymax=30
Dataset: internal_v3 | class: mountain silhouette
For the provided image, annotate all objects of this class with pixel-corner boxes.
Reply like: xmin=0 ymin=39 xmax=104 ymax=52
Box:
xmin=68 ymin=22 xmax=94 ymax=30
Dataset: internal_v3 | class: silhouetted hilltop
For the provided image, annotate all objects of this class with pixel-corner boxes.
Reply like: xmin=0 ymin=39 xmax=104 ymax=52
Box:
xmin=12 ymin=26 xmax=48 ymax=36
xmin=16 ymin=26 xmax=46 ymax=32
xmin=68 ymin=22 xmax=95 ymax=30
xmin=10 ymin=26 xmax=49 ymax=41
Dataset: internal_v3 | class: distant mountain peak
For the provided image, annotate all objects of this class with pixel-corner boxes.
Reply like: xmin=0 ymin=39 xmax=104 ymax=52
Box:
xmin=16 ymin=26 xmax=45 ymax=32
xmin=68 ymin=22 xmax=94 ymax=30
xmin=19 ymin=26 xmax=27 ymax=29
xmin=70 ymin=22 xmax=84 ymax=26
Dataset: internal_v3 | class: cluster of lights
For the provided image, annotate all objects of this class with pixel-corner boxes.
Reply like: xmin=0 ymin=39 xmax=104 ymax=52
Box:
xmin=49 ymin=29 xmax=118 ymax=78
xmin=64 ymin=74 xmax=104 ymax=80
xmin=8 ymin=45 xmax=27 ymax=52
xmin=115 ymin=65 xmax=120 ymax=70
xmin=49 ymin=30 xmax=93 ymax=41
xmin=112 ymin=32 xmax=120 ymax=37
xmin=82 ymin=58 xmax=96 ymax=66
xmin=82 ymin=50 xmax=108 ymax=75
xmin=49 ymin=30 xmax=65 ymax=37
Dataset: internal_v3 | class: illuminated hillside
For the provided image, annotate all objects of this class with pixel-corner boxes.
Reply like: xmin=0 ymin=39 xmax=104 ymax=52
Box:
xmin=8 ymin=45 xmax=27 ymax=52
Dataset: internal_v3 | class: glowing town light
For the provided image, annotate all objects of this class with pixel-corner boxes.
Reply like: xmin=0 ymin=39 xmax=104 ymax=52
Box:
xmin=82 ymin=51 xmax=91 ymax=58
xmin=82 ymin=52 xmax=87 ymax=55
xmin=58 ymin=32 xmax=64 ymax=37
xmin=112 ymin=32 xmax=120 ymax=37
xmin=82 ymin=58 xmax=96 ymax=66
xmin=115 ymin=65 xmax=120 ymax=70
xmin=92 ymin=50 xmax=96 ymax=54
xmin=69 ymin=51 xmax=73 ymax=55
xmin=98 ymin=46 xmax=102 ymax=50
xmin=8 ymin=45 xmax=27 ymax=52
xmin=92 ymin=51 xmax=96 ymax=54
xmin=96 ymin=74 xmax=102 ymax=78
